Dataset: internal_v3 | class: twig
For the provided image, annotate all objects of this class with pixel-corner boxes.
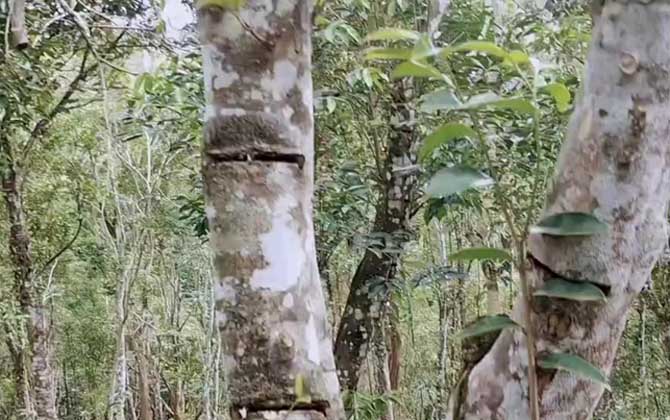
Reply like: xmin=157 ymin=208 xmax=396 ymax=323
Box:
xmin=33 ymin=218 xmax=83 ymax=283
xmin=57 ymin=0 xmax=138 ymax=75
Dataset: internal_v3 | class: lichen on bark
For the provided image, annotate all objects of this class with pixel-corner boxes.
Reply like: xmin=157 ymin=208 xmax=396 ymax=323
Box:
xmin=197 ymin=0 xmax=343 ymax=418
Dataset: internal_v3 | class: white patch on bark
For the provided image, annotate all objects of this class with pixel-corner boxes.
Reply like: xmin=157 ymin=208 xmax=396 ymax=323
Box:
xmin=306 ymin=316 xmax=321 ymax=364
xmin=214 ymin=70 xmax=240 ymax=89
xmin=204 ymin=105 xmax=217 ymax=121
xmin=282 ymin=293 xmax=294 ymax=308
xmin=216 ymin=312 xmax=228 ymax=327
xmin=220 ymin=12 xmax=243 ymax=40
xmin=282 ymin=105 xmax=295 ymax=120
xmin=220 ymin=108 xmax=246 ymax=117
xmin=276 ymin=0 xmax=295 ymax=15
xmin=298 ymin=73 xmax=313 ymax=117
xmin=239 ymin=5 xmax=271 ymax=33
xmin=274 ymin=60 xmax=298 ymax=98
xmin=205 ymin=206 xmax=217 ymax=221
xmin=215 ymin=278 xmax=237 ymax=302
xmin=250 ymin=89 xmax=264 ymax=101
xmin=250 ymin=193 xmax=303 ymax=292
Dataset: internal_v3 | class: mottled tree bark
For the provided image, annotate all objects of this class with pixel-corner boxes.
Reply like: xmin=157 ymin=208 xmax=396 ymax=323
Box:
xmin=334 ymin=85 xmax=417 ymax=390
xmin=1 ymin=124 xmax=57 ymax=420
xmin=451 ymin=2 xmax=670 ymax=418
xmin=334 ymin=0 xmax=450 ymax=392
xmin=197 ymin=1 xmax=343 ymax=418
xmin=482 ymin=262 xmax=501 ymax=316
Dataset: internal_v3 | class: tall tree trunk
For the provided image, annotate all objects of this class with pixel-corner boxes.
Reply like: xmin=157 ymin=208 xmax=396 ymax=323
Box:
xmin=134 ymin=319 xmax=153 ymax=420
xmin=450 ymin=2 xmax=670 ymax=418
xmin=1 ymin=126 xmax=57 ymax=420
xmin=333 ymin=85 xmax=416 ymax=390
xmin=169 ymin=380 xmax=185 ymax=420
xmin=197 ymin=1 xmax=343 ymax=418
xmin=109 ymin=271 xmax=130 ymax=420
xmin=334 ymin=0 xmax=450 ymax=392
xmin=434 ymin=221 xmax=452 ymax=419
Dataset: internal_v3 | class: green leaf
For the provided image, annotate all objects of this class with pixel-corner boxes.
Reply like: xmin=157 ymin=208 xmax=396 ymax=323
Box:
xmin=420 ymin=91 xmax=535 ymax=114
xmin=447 ymin=41 xmax=508 ymax=58
xmin=294 ymin=374 xmax=312 ymax=404
xmin=420 ymin=123 xmax=477 ymax=160
xmin=544 ymin=83 xmax=572 ymax=113
xmin=196 ymin=0 xmax=245 ymax=10
xmin=538 ymin=353 xmax=610 ymax=390
xmin=449 ymin=247 xmax=513 ymax=262
xmin=419 ymin=89 xmax=462 ymax=112
xmin=411 ymin=35 xmax=440 ymax=60
xmin=530 ymin=212 xmax=607 ymax=237
xmin=460 ymin=93 xmax=536 ymax=114
xmin=506 ymin=50 xmax=531 ymax=65
xmin=391 ymin=61 xmax=443 ymax=80
xmin=456 ymin=315 xmax=520 ymax=340
xmin=366 ymin=27 xmax=420 ymax=42
xmin=534 ymin=278 xmax=607 ymax=302
xmin=364 ymin=47 xmax=412 ymax=61
xmin=425 ymin=165 xmax=493 ymax=198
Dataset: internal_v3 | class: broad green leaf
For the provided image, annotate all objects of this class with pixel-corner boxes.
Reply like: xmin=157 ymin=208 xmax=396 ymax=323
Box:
xmin=425 ymin=165 xmax=493 ymax=198
xmin=421 ymin=91 xmax=535 ymax=114
xmin=391 ymin=61 xmax=443 ymax=80
xmin=456 ymin=315 xmax=520 ymax=340
xmin=447 ymin=41 xmax=507 ymax=58
xmin=449 ymin=247 xmax=513 ymax=262
xmin=366 ymin=27 xmax=420 ymax=42
xmin=323 ymin=21 xmax=360 ymax=44
xmin=534 ymin=277 xmax=607 ymax=302
xmin=506 ymin=50 xmax=531 ymax=65
xmin=530 ymin=212 xmax=607 ymax=236
xmin=460 ymin=93 xmax=535 ymax=114
xmin=420 ymin=123 xmax=477 ymax=160
xmin=412 ymin=35 xmax=440 ymax=60
xmin=538 ymin=353 xmax=610 ymax=390
xmin=196 ymin=0 xmax=245 ymax=9
xmin=420 ymin=89 xmax=462 ymax=112
xmin=544 ymin=83 xmax=572 ymax=113
xmin=364 ymin=47 xmax=412 ymax=61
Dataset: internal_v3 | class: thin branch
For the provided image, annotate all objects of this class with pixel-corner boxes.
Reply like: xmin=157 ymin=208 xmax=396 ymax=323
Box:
xmin=33 ymin=218 xmax=83 ymax=283
xmin=57 ymin=0 xmax=138 ymax=76
xmin=20 ymin=29 xmax=128 ymax=159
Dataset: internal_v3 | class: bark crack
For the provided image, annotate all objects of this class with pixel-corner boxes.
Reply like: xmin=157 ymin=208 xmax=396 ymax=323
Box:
xmin=233 ymin=400 xmax=330 ymax=417
xmin=207 ymin=150 xmax=306 ymax=169
xmin=528 ymin=252 xmax=612 ymax=297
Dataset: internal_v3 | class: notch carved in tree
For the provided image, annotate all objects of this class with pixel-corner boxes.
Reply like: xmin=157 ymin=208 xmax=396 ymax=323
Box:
xmin=529 ymin=253 xmax=612 ymax=298
xmin=206 ymin=150 xmax=306 ymax=169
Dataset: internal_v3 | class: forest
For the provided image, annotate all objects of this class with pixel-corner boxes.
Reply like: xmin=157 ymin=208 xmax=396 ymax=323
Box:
xmin=1 ymin=0 xmax=669 ymax=419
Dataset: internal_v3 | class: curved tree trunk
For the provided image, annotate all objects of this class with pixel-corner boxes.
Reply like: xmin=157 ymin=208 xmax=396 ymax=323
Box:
xmin=451 ymin=2 xmax=670 ymax=418
xmin=197 ymin=1 xmax=343 ymax=418
xmin=334 ymin=0 xmax=450 ymax=392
